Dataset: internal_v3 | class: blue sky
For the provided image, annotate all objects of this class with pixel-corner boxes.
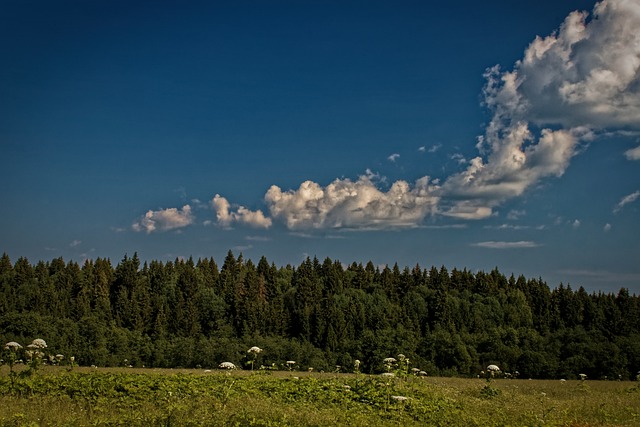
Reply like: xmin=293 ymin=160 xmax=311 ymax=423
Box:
xmin=1 ymin=0 xmax=639 ymax=294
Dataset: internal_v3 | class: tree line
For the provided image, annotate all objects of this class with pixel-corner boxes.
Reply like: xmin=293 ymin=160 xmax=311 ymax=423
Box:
xmin=1 ymin=252 xmax=638 ymax=379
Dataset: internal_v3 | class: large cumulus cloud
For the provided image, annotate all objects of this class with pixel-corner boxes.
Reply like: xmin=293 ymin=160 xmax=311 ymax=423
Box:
xmin=440 ymin=0 xmax=640 ymax=219
xmin=483 ymin=0 xmax=640 ymax=130
xmin=264 ymin=173 xmax=439 ymax=230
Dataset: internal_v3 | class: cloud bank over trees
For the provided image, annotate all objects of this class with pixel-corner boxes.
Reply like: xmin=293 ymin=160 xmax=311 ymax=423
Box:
xmin=133 ymin=0 xmax=640 ymax=233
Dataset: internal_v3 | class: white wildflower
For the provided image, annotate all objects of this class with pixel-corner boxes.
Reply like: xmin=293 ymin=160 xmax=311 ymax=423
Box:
xmin=219 ymin=362 xmax=236 ymax=370
xmin=4 ymin=342 xmax=22 ymax=351
xmin=579 ymin=373 xmax=587 ymax=381
xmin=354 ymin=359 xmax=361 ymax=368
xmin=487 ymin=364 xmax=500 ymax=372
xmin=56 ymin=354 xmax=64 ymax=361
xmin=31 ymin=338 xmax=47 ymax=349
xmin=397 ymin=354 xmax=406 ymax=361
xmin=247 ymin=346 xmax=262 ymax=354
xmin=419 ymin=371 xmax=428 ymax=376
xmin=381 ymin=372 xmax=395 ymax=378
xmin=286 ymin=360 xmax=296 ymax=365
xmin=383 ymin=357 xmax=397 ymax=364
xmin=391 ymin=395 xmax=410 ymax=402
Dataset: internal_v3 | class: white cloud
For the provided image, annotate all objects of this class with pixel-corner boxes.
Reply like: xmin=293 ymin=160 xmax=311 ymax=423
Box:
xmin=441 ymin=126 xmax=579 ymax=218
xmin=472 ymin=241 xmax=540 ymax=249
xmin=558 ymin=269 xmax=640 ymax=283
xmin=613 ymin=190 xmax=640 ymax=213
xmin=212 ymin=195 xmax=272 ymax=229
xmin=418 ymin=146 xmax=426 ymax=152
xmin=132 ymin=205 xmax=194 ymax=233
xmin=624 ymin=145 xmax=640 ymax=160
xmin=572 ymin=219 xmax=581 ymax=229
xmin=484 ymin=224 xmax=532 ymax=230
xmin=604 ymin=223 xmax=612 ymax=232
xmin=264 ymin=173 xmax=439 ymax=230
xmin=450 ymin=153 xmax=467 ymax=164
xmin=507 ymin=209 xmax=526 ymax=220
xmin=428 ymin=144 xmax=442 ymax=153
xmin=245 ymin=235 xmax=270 ymax=242
xmin=388 ymin=153 xmax=400 ymax=162
xmin=69 ymin=240 xmax=82 ymax=247
xmin=483 ymin=0 xmax=640 ymax=131
xmin=422 ymin=224 xmax=468 ymax=229
xmin=438 ymin=0 xmax=640 ymax=220
xmin=231 ymin=244 xmax=253 ymax=252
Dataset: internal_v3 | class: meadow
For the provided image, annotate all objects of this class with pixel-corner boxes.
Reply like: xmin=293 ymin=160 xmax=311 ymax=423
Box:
xmin=1 ymin=366 xmax=639 ymax=426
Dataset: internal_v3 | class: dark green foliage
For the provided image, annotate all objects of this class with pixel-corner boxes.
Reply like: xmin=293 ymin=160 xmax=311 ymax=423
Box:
xmin=0 ymin=251 xmax=638 ymax=378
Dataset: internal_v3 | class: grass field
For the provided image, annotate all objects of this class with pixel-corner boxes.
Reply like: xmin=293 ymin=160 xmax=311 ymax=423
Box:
xmin=1 ymin=366 xmax=639 ymax=426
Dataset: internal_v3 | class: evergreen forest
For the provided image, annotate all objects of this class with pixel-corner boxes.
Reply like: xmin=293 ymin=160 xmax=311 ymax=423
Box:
xmin=1 ymin=252 xmax=638 ymax=380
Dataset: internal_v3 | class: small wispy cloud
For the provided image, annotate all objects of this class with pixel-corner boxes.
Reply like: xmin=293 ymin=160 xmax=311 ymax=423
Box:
xmin=422 ymin=224 xmax=468 ymax=229
xmin=603 ymin=223 xmax=612 ymax=232
xmin=613 ymin=190 xmax=640 ymax=213
xmin=325 ymin=234 xmax=347 ymax=239
xmin=572 ymin=219 xmax=581 ymax=229
xmin=245 ymin=235 xmax=270 ymax=242
xmin=450 ymin=153 xmax=466 ymax=165
xmin=483 ymin=224 xmax=539 ymax=230
xmin=559 ymin=269 xmax=640 ymax=283
xmin=69 ymin=240 xmax=82 ymax=247
xmin=430 ymin=144 xmax=442 ymax=153
xmin=472 ymin=240 xmax=541 ymax=249
xmin=290 ymin=231 xmax=315 ymax=239
xmin=624 ymin=145 xmax=640 ymax=161
xmin=506 ymin=209 xmax=526 ymax=220
xmin=388 ymin=153 xmax=400 ymax=162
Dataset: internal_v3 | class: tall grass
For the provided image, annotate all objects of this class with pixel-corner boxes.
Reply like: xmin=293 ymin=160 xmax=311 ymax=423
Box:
xmin=1 ymin=366 xmax=639 ymax=426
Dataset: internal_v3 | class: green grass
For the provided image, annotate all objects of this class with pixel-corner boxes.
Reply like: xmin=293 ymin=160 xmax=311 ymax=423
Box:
xmin=1 ymin=367 xmax=639 ymax=426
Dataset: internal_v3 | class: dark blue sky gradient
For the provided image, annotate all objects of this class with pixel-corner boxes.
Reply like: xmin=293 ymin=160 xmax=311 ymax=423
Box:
xmin=1 ymin=0 xmax=637 ymax=293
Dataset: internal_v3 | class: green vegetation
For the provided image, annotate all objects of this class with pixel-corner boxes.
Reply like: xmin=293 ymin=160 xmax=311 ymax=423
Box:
xmin=1 ymin=367 xmax=639 ymax=426
xmin=1 ymin=251 xmax=639 ymax=379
